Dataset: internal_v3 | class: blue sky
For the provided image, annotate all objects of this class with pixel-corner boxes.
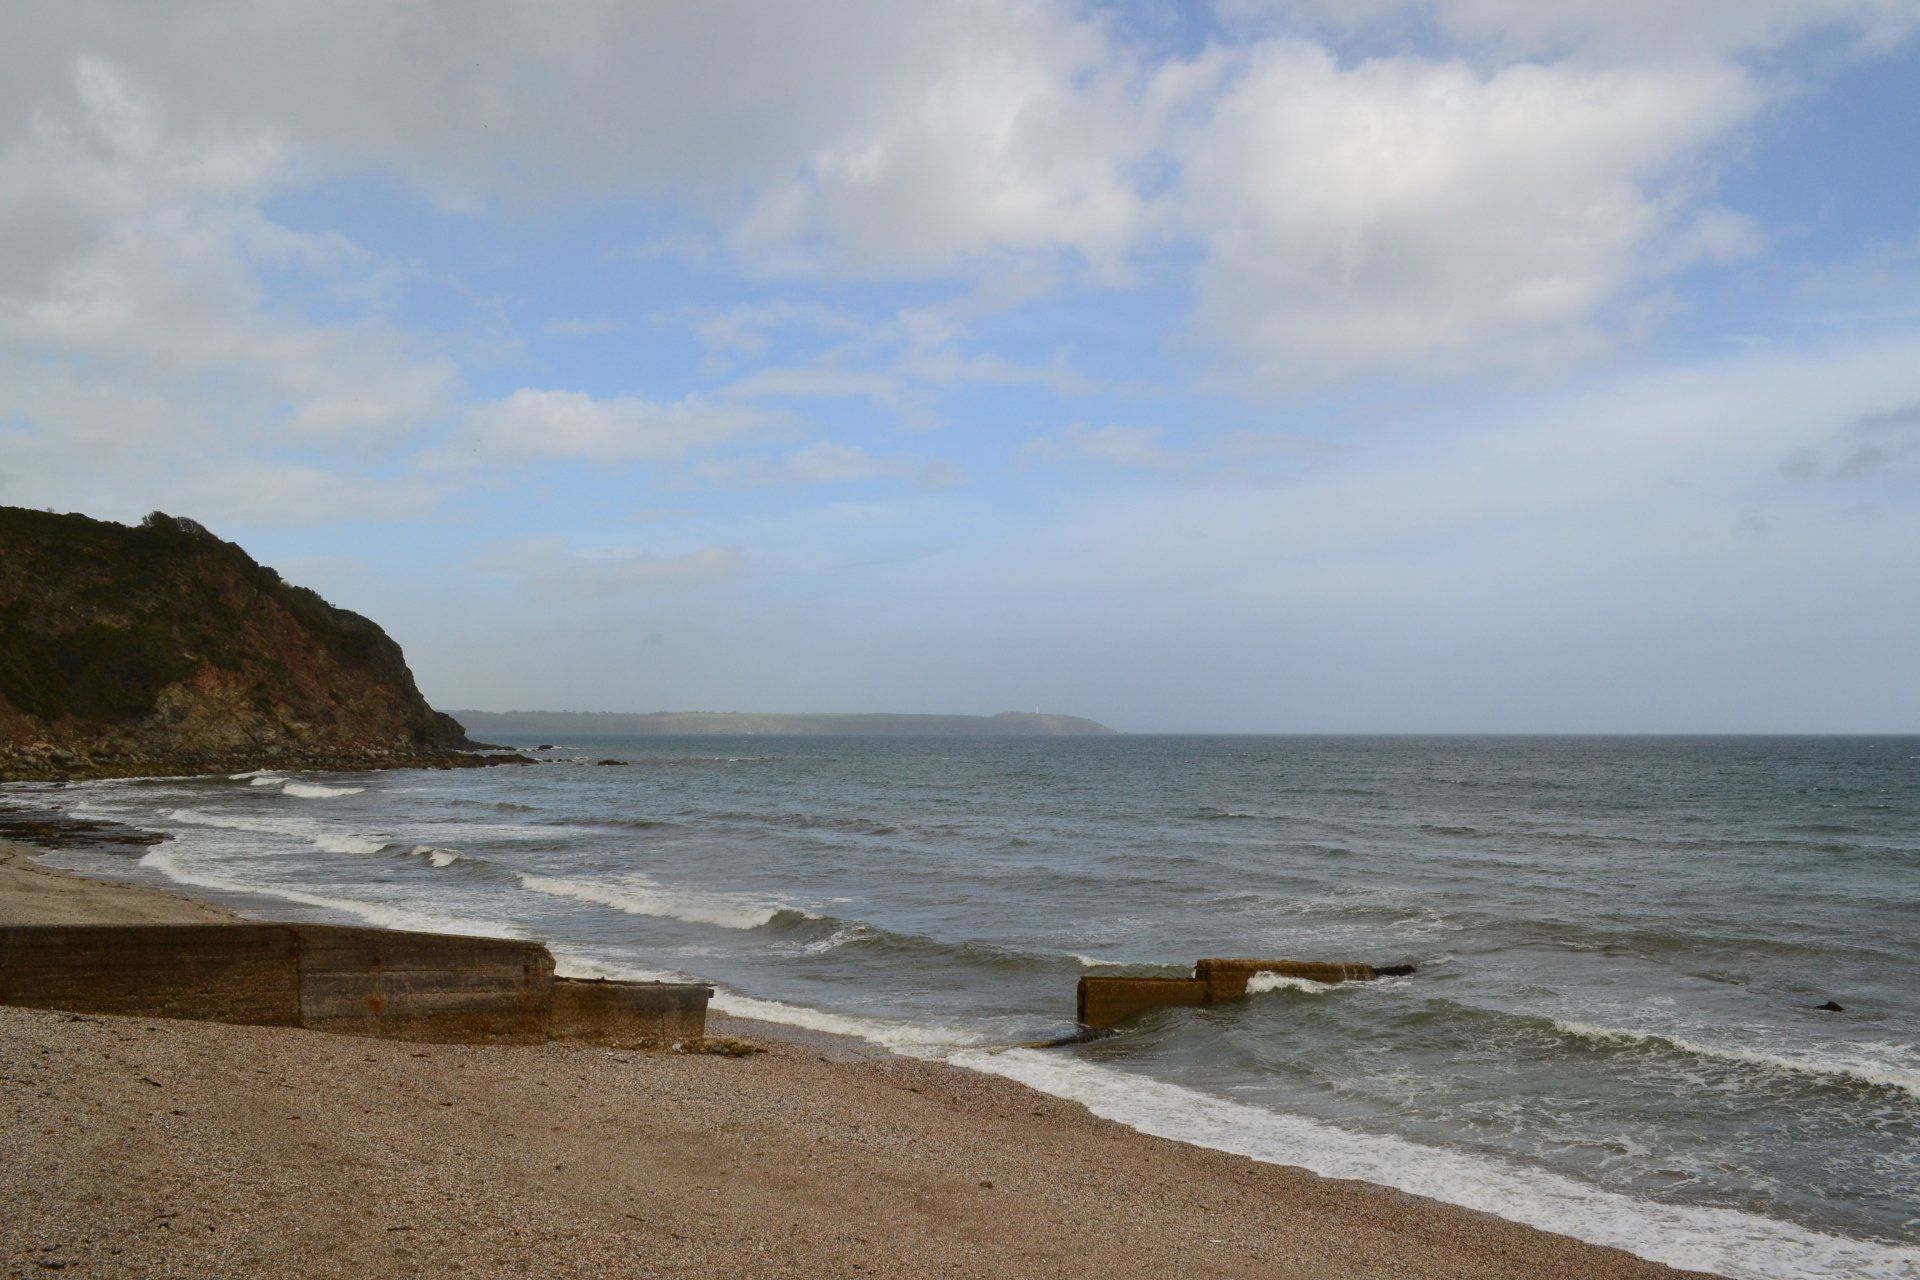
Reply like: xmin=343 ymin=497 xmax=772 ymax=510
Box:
xmin=3 ymin=1 xmax=1918 ymax=731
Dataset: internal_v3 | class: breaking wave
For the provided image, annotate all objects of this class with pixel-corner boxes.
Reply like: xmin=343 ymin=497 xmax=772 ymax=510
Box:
xmin=162 ymin=808 xmax=388 ymax=858
xmin=134 ymin=846 xmax=526 ymax=941
xmin=1551 ymin=1020 xmax=1920 ymax=1102
xmin=515 ymin=872 xmax=818 ymax=931
xmin=313 ymin=833 xmax=386 ymax=855
xmin=282 ymin=781 xmax=364 ymax=799
xmin=1246 ymin=972 xmax=1337 ymax=995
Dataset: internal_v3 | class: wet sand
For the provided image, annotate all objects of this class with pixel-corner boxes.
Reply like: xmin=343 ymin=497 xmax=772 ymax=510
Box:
xmin=0 ymin=840 xmax=1717 ymax=1279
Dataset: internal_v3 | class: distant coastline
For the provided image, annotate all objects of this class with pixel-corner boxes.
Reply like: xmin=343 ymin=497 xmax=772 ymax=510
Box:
xmin=446 ymin=709 xmax=1118 ymax=737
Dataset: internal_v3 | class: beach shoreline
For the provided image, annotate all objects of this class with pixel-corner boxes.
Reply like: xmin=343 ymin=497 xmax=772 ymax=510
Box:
xmin=0 ymin=831 xmax=1725 ymax=1279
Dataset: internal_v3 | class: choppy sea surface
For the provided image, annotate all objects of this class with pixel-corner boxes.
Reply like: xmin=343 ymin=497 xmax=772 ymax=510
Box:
xmin=11 ymin=735 xmax=1918 ymax=1279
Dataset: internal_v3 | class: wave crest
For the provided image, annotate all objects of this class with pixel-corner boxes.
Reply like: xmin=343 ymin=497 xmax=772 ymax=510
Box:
xmin=1246 ymin=972 xmax=1337 ymax=995
xmin=515 ymin=872 xmax=816 ymax=931
xmin=1550 ymin=1020 xmax=1920 ymax=1101
xmin=283 ymin=782 xmax=365 ymax=799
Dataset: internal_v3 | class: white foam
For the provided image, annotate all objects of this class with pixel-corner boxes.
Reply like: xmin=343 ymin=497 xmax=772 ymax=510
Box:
xmin=164 ymin=807 xmax=311 ymax=838
xmin=163 ymin=807 xmax=388 ymax=858
xmin=135 ymin=846 xmax=525 ymax=941
xmin=547 ymin=949 xmax=987 ymax=1055
xmin=954 ymin=1049 xmax=1920 ymax=1280
xmin=1246 ymin=972 xmax=1336 ymax=995
xmin=709 ymin=990 xmax=989 ymax=1055
xmin=802 ymin=924 xmax=868 ymax=954
xmin=246 ymin=774 xmax=288 ymax=787
xmin=314 ymin=834 xmax=386 ymax=855
xmin=410 ymin=845 xmax=462 ymax=868
xmin=1552 ymin=1020 xmax=1920 ymax=1101
xmin=516 ymin=872 xmax=812 ymax=931
xmin=227 ymin=770 xmax=282 ymax=780
xmin=1069 ymin=953 xmax=1127 ymax=967
xmin=282 ymin=782 xmax=365 ymax=799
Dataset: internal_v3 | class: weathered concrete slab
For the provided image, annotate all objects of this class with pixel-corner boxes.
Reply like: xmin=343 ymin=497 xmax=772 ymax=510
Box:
xmin=1077 ymin=976 xmax=1214 ymax=1028
xmin=550 ymin=976 xmax=710 ymax=1047
xmin=0 ymin=923 xmax=705 ymax=1047
xmin=293 ymin=925 xmax=554 ymax=1044
xmin=0 ymin=924 xmax=301 ymax=1025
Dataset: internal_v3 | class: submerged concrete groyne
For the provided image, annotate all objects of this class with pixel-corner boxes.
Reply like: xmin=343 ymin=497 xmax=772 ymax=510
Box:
xmin=0 ymin=922 xmax=709 ymax=1046
xmin=1078 ymin=957 xmax=1414 ymax=1028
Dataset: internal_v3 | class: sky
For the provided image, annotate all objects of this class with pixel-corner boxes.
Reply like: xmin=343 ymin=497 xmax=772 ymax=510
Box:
xmin=2 ymin=1 xmax=1918 ymax=732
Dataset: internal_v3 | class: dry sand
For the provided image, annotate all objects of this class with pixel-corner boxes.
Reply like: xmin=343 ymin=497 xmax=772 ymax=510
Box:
xmin=0 ymin=841 xmax=1718 ymax=1280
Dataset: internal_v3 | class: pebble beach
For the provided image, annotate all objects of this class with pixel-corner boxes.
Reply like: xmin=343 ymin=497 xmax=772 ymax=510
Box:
xmin=0 ymin=838 xmax=1715 ymax=1280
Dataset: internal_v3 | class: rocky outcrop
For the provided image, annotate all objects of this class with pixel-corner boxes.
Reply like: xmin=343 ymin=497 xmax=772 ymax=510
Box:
xmin=0 ymin=507 xmax=499 ymax=780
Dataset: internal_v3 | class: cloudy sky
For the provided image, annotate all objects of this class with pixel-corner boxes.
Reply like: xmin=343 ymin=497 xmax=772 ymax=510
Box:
xmin=4 ymin=1 xmax=1918 ymax=731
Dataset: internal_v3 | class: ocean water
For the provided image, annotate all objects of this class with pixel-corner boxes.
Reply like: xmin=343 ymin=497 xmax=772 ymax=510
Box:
xmin=10 ymin=735 xmax=1918 ymax=1279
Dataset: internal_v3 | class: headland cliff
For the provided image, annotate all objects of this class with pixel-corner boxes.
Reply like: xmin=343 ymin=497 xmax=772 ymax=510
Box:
xmin=0 ymin=507 xmax=489 ymax=781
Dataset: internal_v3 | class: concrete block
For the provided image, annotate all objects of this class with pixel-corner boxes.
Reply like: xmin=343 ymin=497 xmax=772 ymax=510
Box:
xmin=0 ymin=924 xmax=301 ymax=1025
xmin=0 ymin=923 xmax=717 ymax=1048
xmin=549 ymin=976 xmax=711 ymax=1047
xmin=1076 ymin=976 xmax=1213 ymax=1029
xmin=292 ymin=925 xmax=554 ymax=1044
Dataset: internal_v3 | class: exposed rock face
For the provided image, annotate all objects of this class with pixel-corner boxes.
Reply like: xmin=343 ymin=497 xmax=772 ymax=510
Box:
xmin=0 ymin=507 xmax=487 ymax=780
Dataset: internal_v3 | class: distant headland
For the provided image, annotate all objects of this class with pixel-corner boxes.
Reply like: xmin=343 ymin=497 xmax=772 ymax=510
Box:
xmin=446 ymin=709 xmax=1119 ymax=737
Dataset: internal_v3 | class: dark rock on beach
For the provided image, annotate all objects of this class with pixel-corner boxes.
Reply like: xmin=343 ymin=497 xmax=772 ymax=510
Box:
xmin=0 ymin=804 xmax=167 ymax=850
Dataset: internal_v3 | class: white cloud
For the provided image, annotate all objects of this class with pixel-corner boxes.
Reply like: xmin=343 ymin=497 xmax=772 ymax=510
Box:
xmin=0 ymin=58 xmax=455 ymax=522
xmin=1023 ymin=421 xmax=1339 ymax=471
xmin=467 ymin=389 xmax=779 ymax=462
xmin=889 ymin=330 xmax=1920 ymax=729
xmin=1243 ymin=0 xmax=1920 ymax=61
xmin=1001 ymin=331 xmax=1920 ymax=595
xmin=8 ymin=2 xmax=1158 ymax=278
xmin=730 ymin=5 xmax=1164 ymax=278
xmin=683 ymin=300 xmax=860 ymax=356
xmin=698 ymin=442 xmax=965 ymax=489
xmin=1180 ymin=45 xmax=1761 ymax=389
xmin=474 ymin=536 xmax=744 ymax=599
xmin=3 ymin=0 xmax=1912 ymax=460
xmin=1025 ymin=423 xmax=1177 ymax=468
xmin=693 ymin=299 xmax=1097 ymax=432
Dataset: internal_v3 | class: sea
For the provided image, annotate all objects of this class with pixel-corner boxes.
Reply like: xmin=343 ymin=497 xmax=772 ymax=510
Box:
xmin=9 ymin=735 xmax=1917 ymax=1279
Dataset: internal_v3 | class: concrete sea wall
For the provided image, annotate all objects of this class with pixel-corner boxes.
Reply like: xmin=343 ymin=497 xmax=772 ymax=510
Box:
xmin=0 ymin=922 xmax=708 ymax=1046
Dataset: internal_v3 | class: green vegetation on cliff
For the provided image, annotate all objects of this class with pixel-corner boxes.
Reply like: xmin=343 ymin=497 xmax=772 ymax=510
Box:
xmin=0 ymin=507 xmax=476 ymax=779
xmin=446 ymin=709 xmax=1118 ymax=737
